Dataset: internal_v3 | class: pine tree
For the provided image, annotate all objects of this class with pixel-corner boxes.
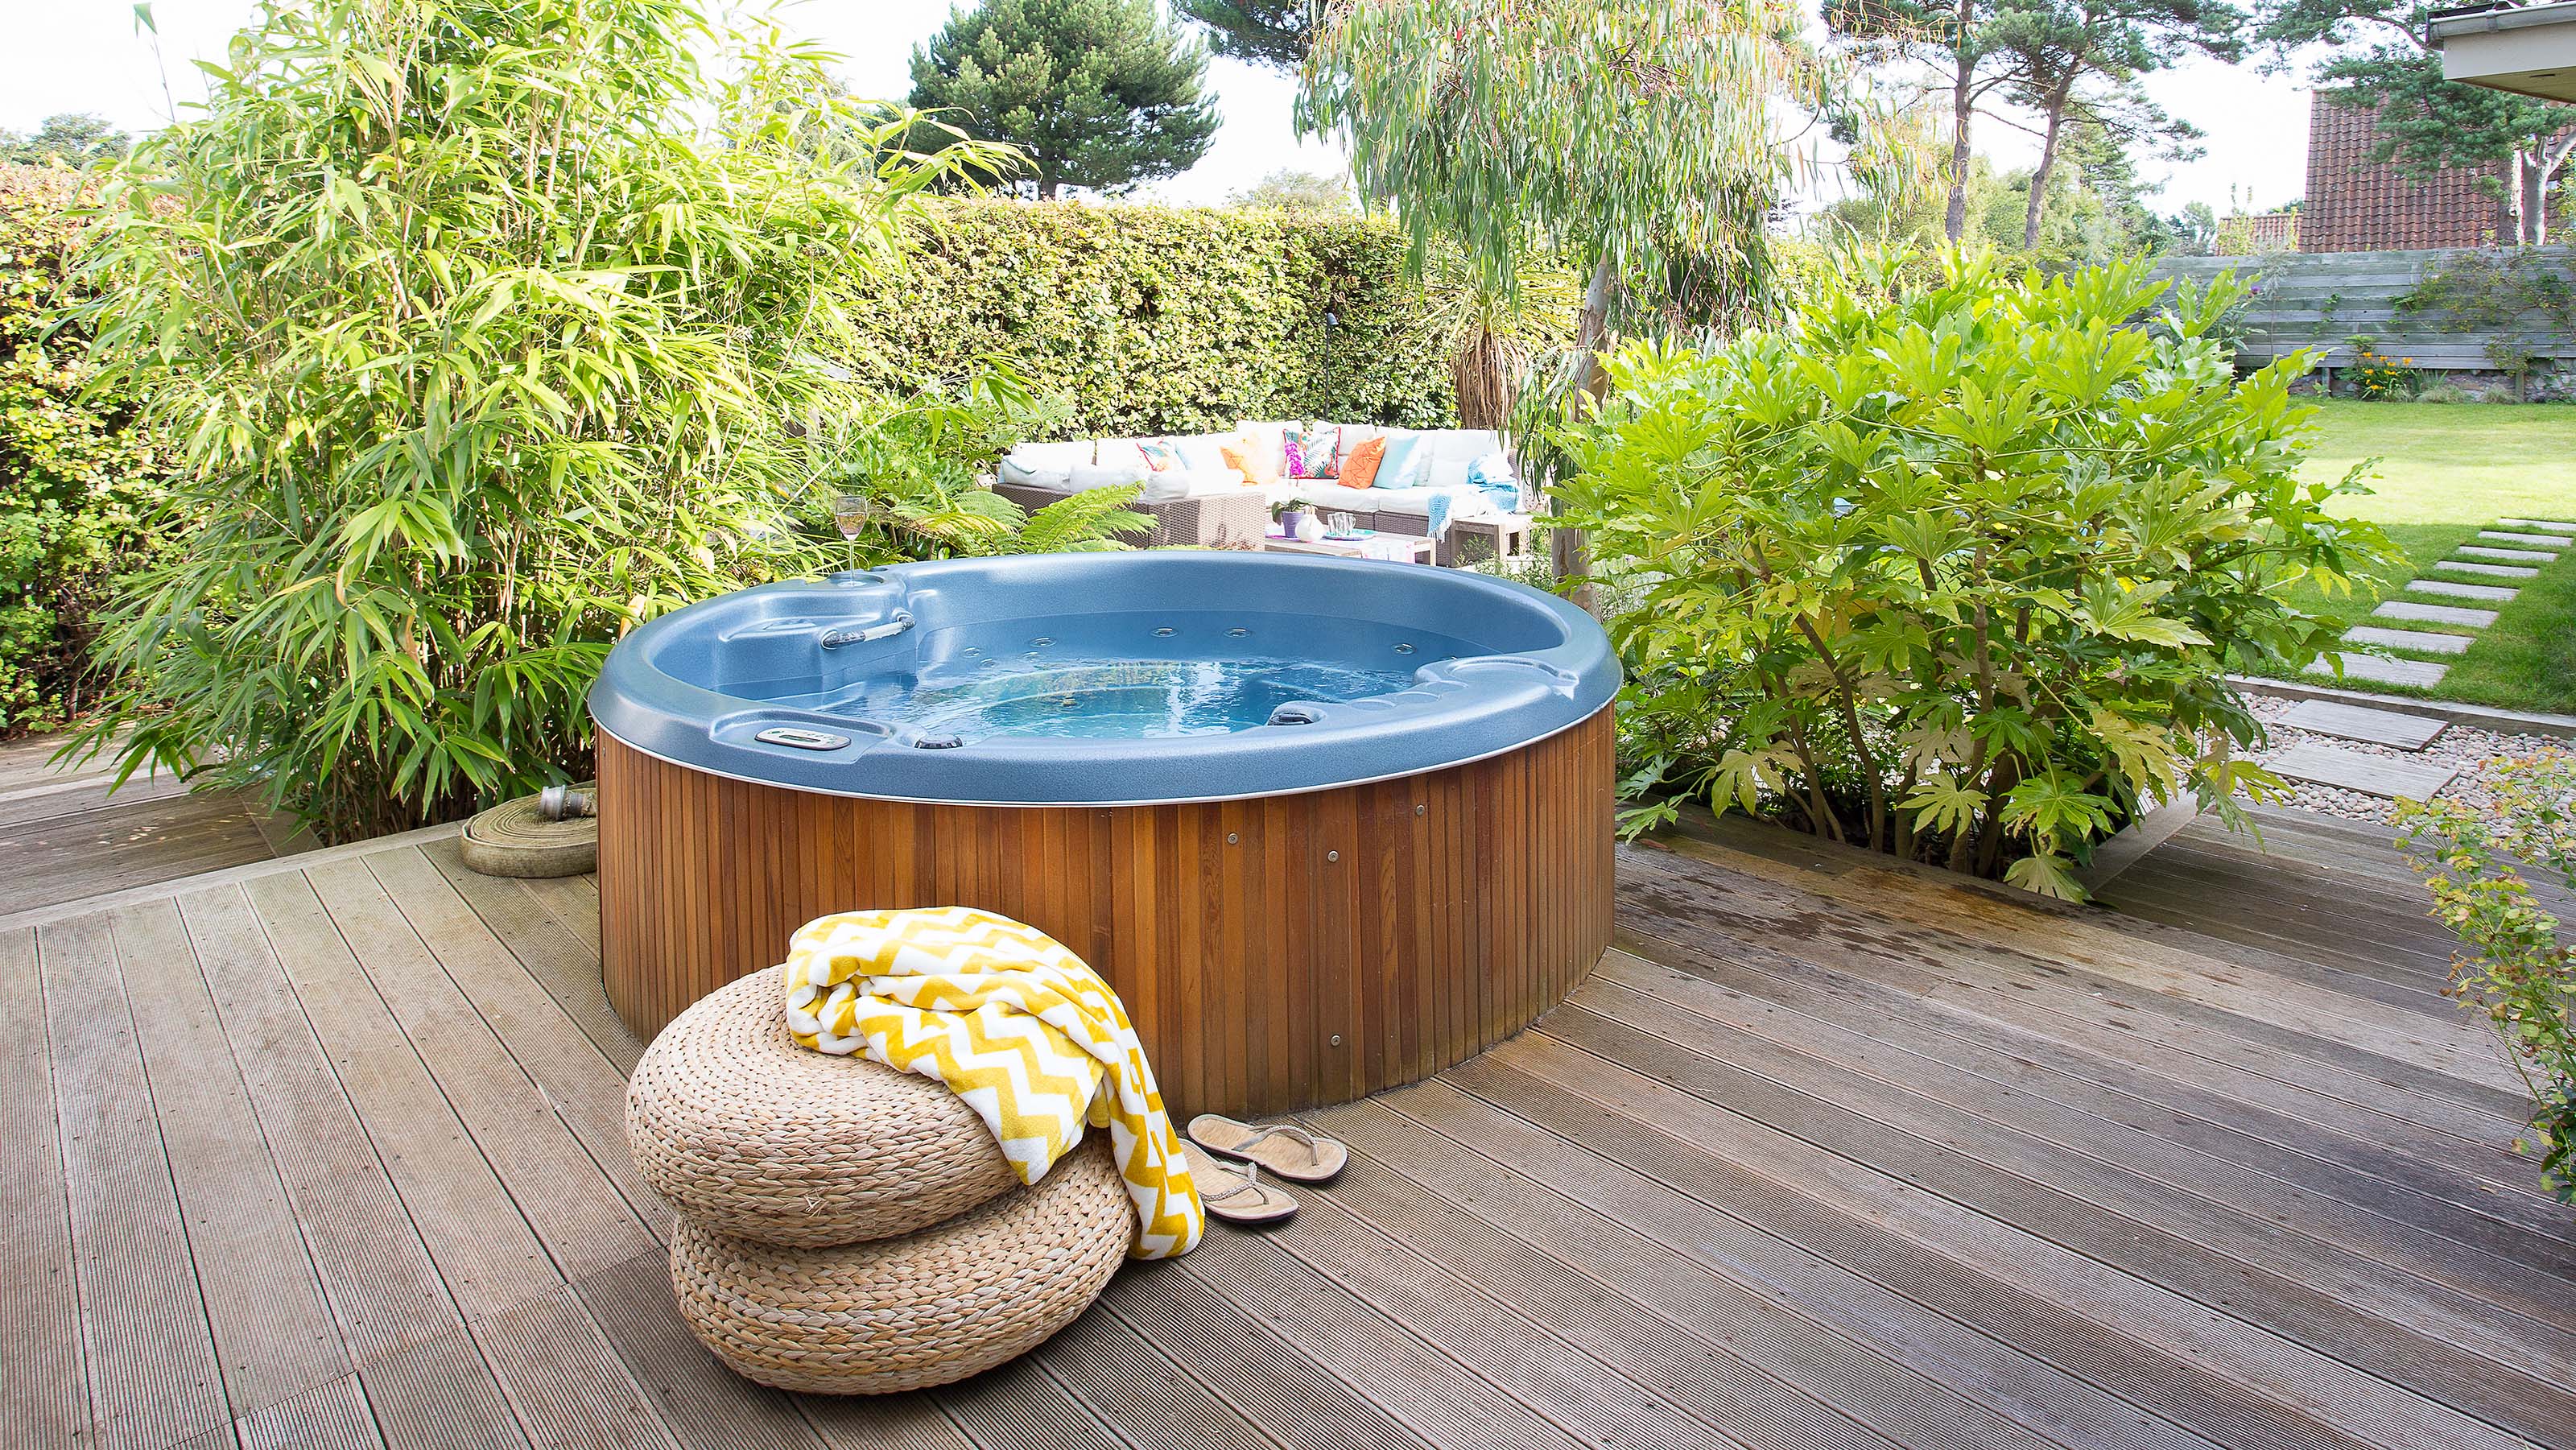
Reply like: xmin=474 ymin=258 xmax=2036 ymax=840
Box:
xmin=910 ymin=0 xmax=1220 ymax=200
xmin=1177 ymin=0 xmax=1314 ymax=72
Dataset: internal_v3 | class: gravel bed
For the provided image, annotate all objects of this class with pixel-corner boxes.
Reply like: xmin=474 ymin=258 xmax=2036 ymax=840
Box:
xmin=2244 ymin=694 xmax=2559 ymax=825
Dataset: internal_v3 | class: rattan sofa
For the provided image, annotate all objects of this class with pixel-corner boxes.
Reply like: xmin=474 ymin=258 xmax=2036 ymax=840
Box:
xmin=991 ymin=479 xmax=1268 ymax=549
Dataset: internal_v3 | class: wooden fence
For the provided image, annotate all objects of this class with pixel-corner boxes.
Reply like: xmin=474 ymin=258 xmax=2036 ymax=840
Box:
xmin=2149 ymin=245 xmax=2576 ymax=374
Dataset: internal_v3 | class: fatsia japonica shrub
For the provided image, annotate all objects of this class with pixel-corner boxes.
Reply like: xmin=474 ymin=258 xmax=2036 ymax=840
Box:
xmin=1555 ymin=250 xmax=2397 ymax=898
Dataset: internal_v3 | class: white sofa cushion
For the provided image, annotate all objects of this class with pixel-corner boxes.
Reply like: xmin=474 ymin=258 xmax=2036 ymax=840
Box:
xmin=1286 ymin=481 xmax=1496 ymax=523
xmin=1171 ymin=432 xmax=1232 ymax=473
xmin=999 ymin=440 xmax=1096 ymax=488
xmin=1415 ymin=428 xmax=1502 ymax=491
xmin=1094 ymin=438 xmax=1150 ymax=473
xmin=1068 ymin=460 xmax=1150 ymax=491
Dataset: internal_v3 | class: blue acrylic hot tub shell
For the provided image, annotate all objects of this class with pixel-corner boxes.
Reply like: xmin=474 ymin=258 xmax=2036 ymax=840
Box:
xmin=588 ymin=552 xmax=1620 ymax=806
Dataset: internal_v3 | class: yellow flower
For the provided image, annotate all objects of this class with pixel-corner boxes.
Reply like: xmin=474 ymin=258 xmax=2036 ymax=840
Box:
xmin=2402 ymin=357 xmax=2414 ymax=364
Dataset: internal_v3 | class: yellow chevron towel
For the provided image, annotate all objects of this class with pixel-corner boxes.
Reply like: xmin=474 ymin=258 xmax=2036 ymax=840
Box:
xmin=780 ymin=907 xmax=1203 ymax=1260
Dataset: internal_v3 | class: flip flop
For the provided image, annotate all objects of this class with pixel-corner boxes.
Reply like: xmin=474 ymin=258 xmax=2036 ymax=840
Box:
xmin=1187 ymin=1114 xmax=1348 ymax=1184
xmin=1181 ymin=1142 xmax=1298 ymax=1226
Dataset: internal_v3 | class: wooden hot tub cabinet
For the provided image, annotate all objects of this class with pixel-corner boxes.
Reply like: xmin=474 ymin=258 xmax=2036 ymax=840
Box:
xmin=597 ymin=704 xmax=1614 ymax=1117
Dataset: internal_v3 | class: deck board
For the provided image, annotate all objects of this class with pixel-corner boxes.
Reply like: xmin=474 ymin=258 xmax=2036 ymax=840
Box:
xmin=5 ymin=807 xmax=2570 ymax=1450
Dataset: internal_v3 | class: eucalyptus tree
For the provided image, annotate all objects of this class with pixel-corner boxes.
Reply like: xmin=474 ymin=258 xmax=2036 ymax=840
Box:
xmin=69 ymin=0 xmax=1009 ymax=841
xmin=1302 ymin=0 xmax=1842 ymax=365
xmin=1300 ymin=0 xmax=1860 ymax=582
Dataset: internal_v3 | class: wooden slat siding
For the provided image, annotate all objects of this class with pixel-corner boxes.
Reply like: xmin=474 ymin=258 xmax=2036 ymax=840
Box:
xmin=594 ymin=708 xmax=1613 ymax=1117
xmin=1550 ymin=973 xmax=2576 ymax=1361
xmin=1472 ymin=1039 xmax=2544 ymax=1450
xmin=38 ymin=911 xmax=232 ymax=1450
xmin=419 ymin=847 xmax=638 ymax=1075
xmin=362 ymin=848 xmax=663 ymax=1237
xmin=1099 ymin=1267 xmax=1437 ymax=1450
xmin=1253 ymin=1174 xmax=1900 ymax=1450
xmin=233 ymin=1374 xmax=383 ymax=1450
xmin=303 ymin=857 xmax=660 ymax=1282
xmin=568 ymin=1251 xmax=826 ymax=1450
xmin=1372 ymin=1078 xmax=2378 ymax=1450
xmin=2 ymin=923 xmax=89 ymax=1450
xmin=1305 ymin=1096 xmax=2219 ymax=1450
xmin=237 ymin=871 xmax=561 ymax=1324
xmin=109 ymin=899 xmax=350 ymax=1415
xmin=1610 ymin=863 xmax=2558 ymax=1222
xmin=171 ymin=886 xmax=527 ymax=1450
xmin=2150 ymin=247 xmax=2576 ymax=370
xmin=1604 ymin=922 xmax=2576 ymax=1262
xmin=1642 ymin=832 xmax=2533 ymax=1118
xmin=1434 ymin=1052 xmax=2498 ymax=1450
xmin=471 ymin=1285 xmax=678 ymax=1450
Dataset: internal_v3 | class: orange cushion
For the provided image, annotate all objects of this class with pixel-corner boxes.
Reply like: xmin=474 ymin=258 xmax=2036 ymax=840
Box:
xmin=1219 ymin=443 xmax=1278 ymax=486
xmin=1338 ymin=435 xmax=1386 ymax=490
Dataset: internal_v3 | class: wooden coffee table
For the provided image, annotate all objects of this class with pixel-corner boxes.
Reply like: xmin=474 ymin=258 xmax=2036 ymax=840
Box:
xmin=1262 ymin=531 xmax=1437 ymax=564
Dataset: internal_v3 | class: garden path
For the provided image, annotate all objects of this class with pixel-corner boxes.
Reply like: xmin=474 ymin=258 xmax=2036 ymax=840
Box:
xmin=2312 ymin=514 xmax=2576 ymax=692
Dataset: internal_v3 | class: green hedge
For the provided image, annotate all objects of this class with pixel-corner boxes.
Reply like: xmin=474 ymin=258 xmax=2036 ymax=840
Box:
xmin=844 ymin=200 xmax=1457 ymax=436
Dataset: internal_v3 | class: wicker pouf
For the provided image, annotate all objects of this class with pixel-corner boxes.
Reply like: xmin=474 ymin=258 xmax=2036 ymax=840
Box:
xmin=669 ymin=1137 xmax=1132 ymax=1394
xmin=627 ymin=967 xmax=1022 ymax=1246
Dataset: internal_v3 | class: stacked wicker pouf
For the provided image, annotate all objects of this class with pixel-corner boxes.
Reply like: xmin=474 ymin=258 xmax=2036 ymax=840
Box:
xmin=627 ymin=968 xmax=1134 ymax=1394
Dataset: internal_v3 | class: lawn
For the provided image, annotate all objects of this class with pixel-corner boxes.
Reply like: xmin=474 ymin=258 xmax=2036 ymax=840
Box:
xmin=2252 ymin=398 xmax=2576 ymax=716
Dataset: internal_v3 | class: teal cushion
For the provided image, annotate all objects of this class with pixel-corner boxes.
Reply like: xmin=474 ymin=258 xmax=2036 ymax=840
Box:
xmin=1373 ymin=431 xmax=1426 ymax=489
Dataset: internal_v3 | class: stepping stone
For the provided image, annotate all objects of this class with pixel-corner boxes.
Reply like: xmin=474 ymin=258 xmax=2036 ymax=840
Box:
xmin=2268 ymin=742 xmax=2459 ymax=800
xmin=2408 ymin=579 xmax=2517 ymax=602
xmin=2280 ymin=699 xmax=2449 ymax=750
xmin=2306 ymin=652 xmax=2450 ymax=688
xmin=2375 ymin=600 xmax=2498 ymax=628
xmin=2496 ymin=518 xmax=2576 ymax=534
xmin=2478 ymin=530 xmax=2570 ymax=548
xmin=2341 ymin=625 xmax=2473 ymax=655
xmin=2457 ymin=544 xmax=2557 ymax=564
xmin=2433 ymin=560 xmax=2539 ymax=579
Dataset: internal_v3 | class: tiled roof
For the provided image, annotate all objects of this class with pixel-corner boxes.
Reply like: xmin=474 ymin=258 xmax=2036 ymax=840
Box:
xmin=2298 ymin=90 xmax=2566 ymax=252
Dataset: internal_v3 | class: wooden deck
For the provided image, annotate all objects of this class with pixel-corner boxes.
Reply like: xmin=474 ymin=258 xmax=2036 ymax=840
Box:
xmin=3 ymin=804 xmax=2570 ymax=1450
xmin=0 ymin=733 xmax=302 ymax=919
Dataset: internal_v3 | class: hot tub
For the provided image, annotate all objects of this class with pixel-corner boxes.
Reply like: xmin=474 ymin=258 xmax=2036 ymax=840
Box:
xmin=588 ymin=551 xmax=1619 ymax=1116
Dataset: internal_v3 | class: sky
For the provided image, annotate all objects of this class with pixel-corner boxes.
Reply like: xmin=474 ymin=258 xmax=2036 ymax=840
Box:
xmin=4 ymin=0 xmax=2310 ymax=216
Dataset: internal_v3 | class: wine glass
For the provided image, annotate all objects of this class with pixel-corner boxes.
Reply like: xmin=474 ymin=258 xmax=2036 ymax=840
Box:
xmin=832 ymin=493 xmax=869 ymax=572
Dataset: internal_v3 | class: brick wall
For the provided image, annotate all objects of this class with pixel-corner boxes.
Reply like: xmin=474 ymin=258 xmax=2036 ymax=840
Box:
xmin=2301 ymin=90 xmax=2523 ymax=253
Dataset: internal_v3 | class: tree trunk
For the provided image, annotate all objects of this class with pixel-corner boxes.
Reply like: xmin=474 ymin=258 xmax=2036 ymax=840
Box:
xmin=2524 ymin=134 xmax=2576 ymax=245
xmin=1945 ymin=13 xmax=1975 ymax=245
xmin=1552 ymin=251 xmax=1617 ymax=608
xmin=2518 ymin=148 xmax=2545 ymax=245
xmin=2022 ymin=88 xmax=2069 ymax=252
